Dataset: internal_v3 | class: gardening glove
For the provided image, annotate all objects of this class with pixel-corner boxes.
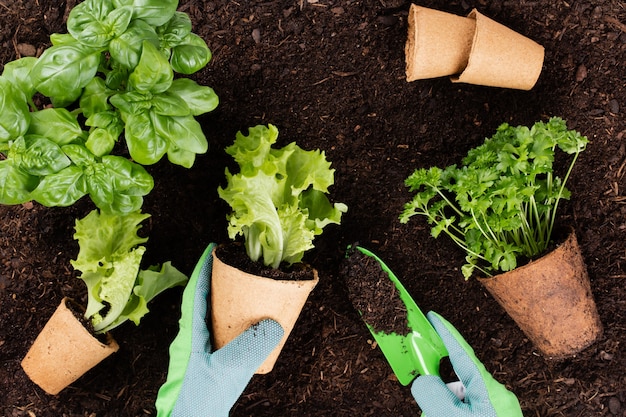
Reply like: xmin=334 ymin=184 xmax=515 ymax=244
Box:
xmin=411 ymin=311 xmax=523 ymax=417
xmin=155 ymin=243 xmax=284 ymax=417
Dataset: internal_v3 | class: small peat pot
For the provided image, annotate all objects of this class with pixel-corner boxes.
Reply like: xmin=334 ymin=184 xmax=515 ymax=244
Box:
xmin=210 ymin=246 xmax=319 ymax=374
xmin=451 ymin=9 xmax=545 ymax=90
xmin=478 ymin=231 xmax=603 ymax=358
xmin=21 ymin=297 xmax=119 ymax=395
xmin=405 ymin=5 xmax=475 ymax=81
xmin=405 ymin=4 xmax=544 ymax=90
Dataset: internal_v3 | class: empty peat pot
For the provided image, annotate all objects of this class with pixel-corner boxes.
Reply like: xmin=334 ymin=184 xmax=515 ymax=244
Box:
xmin=405 ymin=5 xmax=545 ymax=90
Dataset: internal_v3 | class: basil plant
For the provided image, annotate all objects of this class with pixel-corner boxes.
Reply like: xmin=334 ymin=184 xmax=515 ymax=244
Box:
xmin=0 ymin=0 xmax=218 ymax=215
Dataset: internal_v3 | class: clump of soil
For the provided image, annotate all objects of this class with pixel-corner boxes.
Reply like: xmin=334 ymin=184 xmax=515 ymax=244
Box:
xmin=341 ymin=246 xmax=409 ymax=336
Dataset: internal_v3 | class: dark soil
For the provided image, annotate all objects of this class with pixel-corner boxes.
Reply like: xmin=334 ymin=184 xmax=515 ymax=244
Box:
xmin=1 ymin=1 xmax=626 ymax=416
xmin=342 ymin=246 xmax=409 ymax=335
xmin=215 ymin=243 xmax=316 ymax=281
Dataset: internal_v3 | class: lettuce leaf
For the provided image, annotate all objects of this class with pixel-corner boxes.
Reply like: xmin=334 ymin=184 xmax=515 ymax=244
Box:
xmin=218 ymin=124 xmax=347 ymax=269
xmin=71 ymin=209 xmax=187 ymax=333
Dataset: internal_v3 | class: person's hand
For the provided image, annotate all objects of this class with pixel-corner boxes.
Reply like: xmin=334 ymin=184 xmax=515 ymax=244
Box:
xmin=411 ymin=311 xmax=523 ymax=417
xmin=155 ymin=243 xmax=284 ymax=417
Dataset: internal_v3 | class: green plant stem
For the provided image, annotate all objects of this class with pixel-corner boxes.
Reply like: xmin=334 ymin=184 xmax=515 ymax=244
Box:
xmin=548 ymin=149 xmax=581 ymax=240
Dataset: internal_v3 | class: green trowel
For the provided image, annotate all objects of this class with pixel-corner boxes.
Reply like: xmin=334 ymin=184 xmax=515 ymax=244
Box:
xmin=352 ymin=246 xmax=449 ymax=386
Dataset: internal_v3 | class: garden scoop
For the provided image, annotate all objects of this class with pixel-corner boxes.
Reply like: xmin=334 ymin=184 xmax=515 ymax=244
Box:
xmin=347 ymin=246 xmax=464 ymax=399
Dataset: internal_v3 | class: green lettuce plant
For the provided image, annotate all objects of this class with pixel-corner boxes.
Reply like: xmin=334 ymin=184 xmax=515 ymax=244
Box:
xmin=400 ymin=117 xmax=588 ymax=279
xmin=0 ymin=0 xmax=217 ymax=215
xmin=218 ymin=124 xmax=348 ymax=269
xmin=71 ymin=209 xmax=187 ymax=333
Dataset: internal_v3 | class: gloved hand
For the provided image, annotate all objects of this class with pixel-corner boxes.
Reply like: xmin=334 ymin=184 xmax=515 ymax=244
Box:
xmin=411 ymin=311 xmax=523 ymax=417
xmin=155 ymin=243 xmax=284 ymax=417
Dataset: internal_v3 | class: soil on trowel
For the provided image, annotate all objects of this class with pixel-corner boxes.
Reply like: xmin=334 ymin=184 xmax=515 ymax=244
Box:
xmin=341 ymin=246 xmax=409 ymax=336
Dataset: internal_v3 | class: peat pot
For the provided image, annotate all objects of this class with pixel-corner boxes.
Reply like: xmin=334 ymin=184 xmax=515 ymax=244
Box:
xmin=451 ymin=9 xmax=545 ymax=90
xmin=21 ymin=297 xmax=119 ymax=395
xmin=405 ymin=4 xmax=544 ymax=90
xmin=404 ymin=4 xmax=475 ymax=81
xmin=210 ymin=246 xmax=319 ymax=374
xmin=478 ymin=231 xmax=603 ymax=358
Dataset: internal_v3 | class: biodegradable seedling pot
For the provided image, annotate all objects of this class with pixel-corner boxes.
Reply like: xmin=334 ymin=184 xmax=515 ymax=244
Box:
xmin=478 ymin=231 xmax=603 ymax=358
xmin=405 ymin=5 xmax=544 ymax=90
xmin=405 ymin=4 xmax=476 ymax=81
xmin=21 ymin=297 xmax=119 ymax=395
xmin=451 ymin=9 xmax=545 ymax=90
xmin=210 ymin=247 xmax=319 ymax=374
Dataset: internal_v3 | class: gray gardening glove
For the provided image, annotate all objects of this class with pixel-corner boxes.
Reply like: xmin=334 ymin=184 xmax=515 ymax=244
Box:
xmin=411 ymin=311 xmax=523 ymax=417
xmin=155 ymin=243 xmax=284 ymax=417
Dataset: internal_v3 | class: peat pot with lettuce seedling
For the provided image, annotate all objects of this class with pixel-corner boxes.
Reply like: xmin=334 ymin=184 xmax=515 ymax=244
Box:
xmin=214 ymin=124 xmax=347 ymax=373
xmin=400 ymin=117 xmax=603 ymax=358
xmin=21 ymin=210 xmax=188 ymax=395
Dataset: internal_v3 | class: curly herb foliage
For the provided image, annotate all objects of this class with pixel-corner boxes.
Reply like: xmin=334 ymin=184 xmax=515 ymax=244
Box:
xmin=400 ymin=117 xmax=588 ymax=279
xmin=0 ymin=0 xmax=217 ymax=215
xmin=218 ymin=124 xmax=348 ymax=269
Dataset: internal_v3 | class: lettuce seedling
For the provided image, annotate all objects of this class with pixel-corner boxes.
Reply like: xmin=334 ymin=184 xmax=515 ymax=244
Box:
xmin=218 ymin=124 xmax=348 ymax=269
xmin=71 ymin=209 xmax=188 ymax=333
xmin=400 ymin=117 xmax=588 ymax=279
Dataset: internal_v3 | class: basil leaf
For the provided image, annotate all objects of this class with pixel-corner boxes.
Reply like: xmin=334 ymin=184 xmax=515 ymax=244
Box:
xmin=17 ymin=135 xmax=72 ymax=176
xmin=85 ymin=156 xmax=153 ymax=214
xmin=27 ymin=108 xmax=84 ymax=145
xmin=113 ymin=0 xmax=177 ymax=26
xmin=109 ymin=19 xmax=159 ymax=69
xmin=105 ymin=65 xmax=130 ymax=90
xmin=0 ymin=159 xmax=37 ymax=204
xmin=67 ymin=0 xmax=114 ymax=47
xmin=168 ymin=79 xmax=219 ymax=116
xmin=166 ymin=147 xmax=195 ymax=168
xmin=31 ymin=165 xmax=87 ymax=207
xmin=157 ymin=11 xmax=192 ymax=47
xmin=63 ymin=143 xmax=97 ymax=167
xmin=128 ymin=41 xmax=173 ymax=94
xmin=80 ymin=78 xmax=113 ymax=118
xmin=110 ymin=91 xmax=152 ymax=115
xmin=50 ymin=33 xmax=77 ymax=46
xmin=170 ymin=33 xmax=212 ymax=75
xmin=85 ymin=127 xmax=118 ymax=157
xmin=1 ymin=57 xmax=37 ymax=100
xmin=86 ymin=167 xmax=116 ymax=209
xmin=153 ymin=114 xmax=207 ymax=154
xmin=31 ymin=43 xmax=101 ymax=105
xmin=101 ymin=155 xmax=154 ymax=196
xmin=124 ymin=112 xmax=168 ymax=165
xmin=150 ymin=91 xmax=190 ymax=116
xmin=0 ymin=77 xmax=31 ymax=142
xmin=85 ymin=112 xmax=124 ymax=154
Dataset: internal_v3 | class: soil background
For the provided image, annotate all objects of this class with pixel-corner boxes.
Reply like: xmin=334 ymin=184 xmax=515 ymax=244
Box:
xmin=1 ymin=0 xmax=625 ymax=416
